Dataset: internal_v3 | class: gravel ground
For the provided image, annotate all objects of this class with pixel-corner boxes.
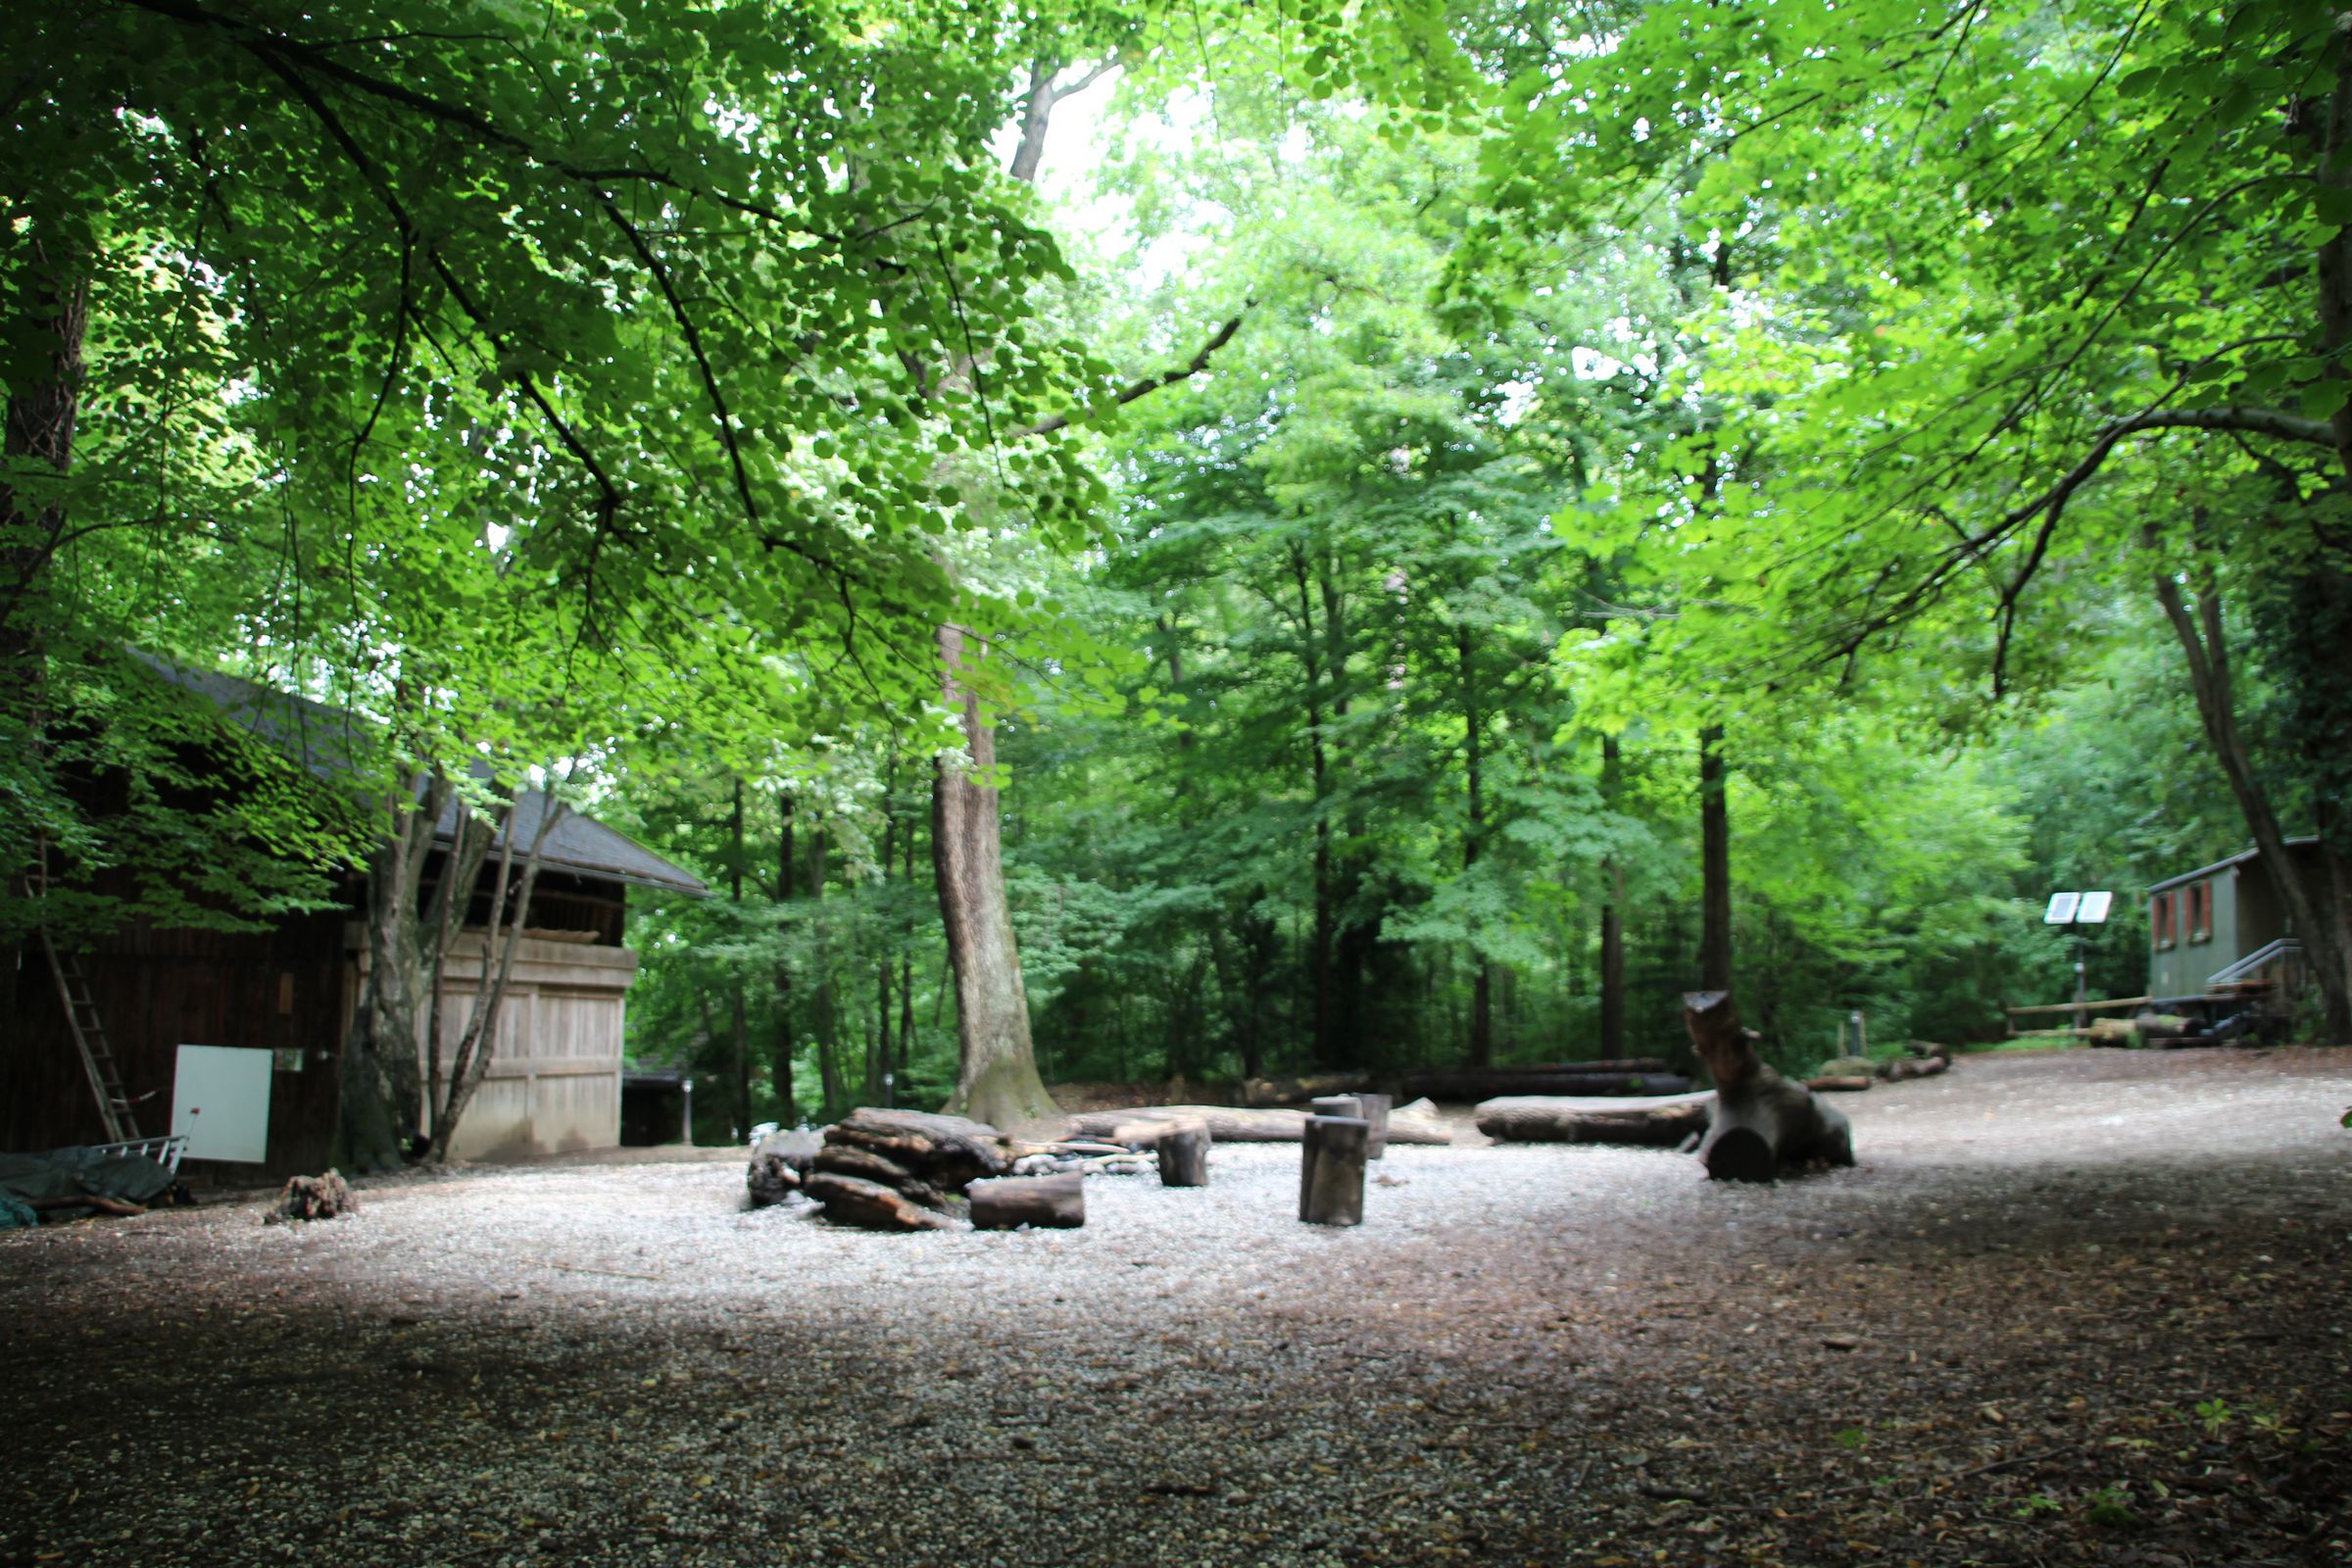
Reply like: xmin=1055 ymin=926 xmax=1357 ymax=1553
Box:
xmin=4 ymin=1047 xmax=2349 ymax=1567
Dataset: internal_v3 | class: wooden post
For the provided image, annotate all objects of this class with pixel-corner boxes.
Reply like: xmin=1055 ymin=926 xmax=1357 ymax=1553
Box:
xmin=1298 ymin=1114 xmax=1369 ymax=1226
xmin=968 ymin=1174 xmax=1085 ymax=1229
xmin=1352 ymin=1092 xmax=1393 ymax=1159
xmin=1309 ymin=1094 xmax=1362 ymax=1121
xmin=1156 ymin=1118 xmax=1210 ymax=1187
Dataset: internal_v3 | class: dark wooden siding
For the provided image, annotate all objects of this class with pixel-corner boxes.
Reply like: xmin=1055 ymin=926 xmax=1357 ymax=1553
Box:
xmin=1 ymin=909 xmax=349 ymax=1174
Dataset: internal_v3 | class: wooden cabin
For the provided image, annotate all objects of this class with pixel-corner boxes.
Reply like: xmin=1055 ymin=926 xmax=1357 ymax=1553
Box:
xmin=2 ymin=663 xmax=705 ymax=1173
xmin=2146 ymin=838 xmax=2325 ymax=1009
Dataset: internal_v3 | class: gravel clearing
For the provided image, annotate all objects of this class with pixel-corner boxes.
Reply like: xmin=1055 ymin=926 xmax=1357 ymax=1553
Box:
xmin=5 ymin=1047 xmax=2350 ymax=1566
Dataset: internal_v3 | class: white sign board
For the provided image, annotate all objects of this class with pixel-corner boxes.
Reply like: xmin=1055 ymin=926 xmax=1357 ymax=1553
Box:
xmin=2043 ymin=892 xmax=2081 ymax=924
xmin=171 ymin=1045 xmax=272 ymax=1163
xmin=2077 ymin=891 xmax=2113 ymax=924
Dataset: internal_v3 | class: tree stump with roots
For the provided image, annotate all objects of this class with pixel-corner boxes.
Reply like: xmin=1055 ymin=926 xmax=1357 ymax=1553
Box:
xmin=1684 ymin=990 xmax=1853 ymax=1182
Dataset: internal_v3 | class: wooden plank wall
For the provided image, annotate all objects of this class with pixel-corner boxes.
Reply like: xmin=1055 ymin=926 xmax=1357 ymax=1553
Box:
xmin=0 ymin=911 xmax=349 ymax=1173
xmin=424 ymin=934 xmax=635 ymax=1159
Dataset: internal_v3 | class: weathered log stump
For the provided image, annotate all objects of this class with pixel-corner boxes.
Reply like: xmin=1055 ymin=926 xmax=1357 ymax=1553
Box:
xmin=805 ymin=1172 xmax=958 ymax=1231
xmin=1686 ymin=991 xmax=1853 ymax=1182
xmin=1353 ymin=1092 xmax=1394 ymax=1159
xmin=969 ymin=1174 xmax=1085 ymax=1229
xmin=1309 ymin=1094 xmax=1363 ymax=1122
xmin=1155 ymin=1119 xmax=1210 ymax=1187
xmin=1474 ymin=1090 xmax=1715 ymax=1147
xmin=1298 ymin=1115 xmax=1369 ymax=1226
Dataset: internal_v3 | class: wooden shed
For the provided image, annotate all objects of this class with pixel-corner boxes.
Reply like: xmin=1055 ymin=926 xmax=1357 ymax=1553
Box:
xmin=2146 ymin=838 xmax=2325 ymax=1006
xmin=3 ymin=664 xmax=705 ymax=1173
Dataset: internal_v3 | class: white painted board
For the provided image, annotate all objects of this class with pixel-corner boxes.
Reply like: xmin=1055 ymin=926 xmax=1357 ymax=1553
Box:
xmin=171 ymin=1045 xmax=272 ymax=1163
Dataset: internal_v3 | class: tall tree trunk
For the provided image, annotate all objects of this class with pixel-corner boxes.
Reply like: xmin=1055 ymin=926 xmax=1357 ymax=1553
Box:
xmin=897 ymin=813 xmax=916 ymax=1089
xmin=932 ymin=623 xmax=1056 ymax=1126
xmin=811 ymin=821 xmax=845 ymax=1118
xmin=2151 ymin=526 xmax=2352 ymax=1040
xmin=729 ymin=777 xmax=750 ymax=1140
xmin=774 ymin=790 xmax=797 ymax=1121
xmin=1697 ymin=724 xmax=1733 ymax=991
xmin=427 ymin=791 xmax=566 ymax=1161
xmin=0 ymin=243 xmax=84 ymax=712
xmin=1599 ymin=733 xmax=1627 ymax=1058
xmin=867 ymin=780 xmax=897 ymax=1105
xmin=1289 ymin=542 xmax=1338 ymax=1067
xmin=1459 ymin=625 xmax=1493 ymax=1066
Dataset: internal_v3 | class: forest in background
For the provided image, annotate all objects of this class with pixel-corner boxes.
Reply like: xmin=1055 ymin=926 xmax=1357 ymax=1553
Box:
xmin=8 ymin=1 xmax=2346 ymax=1151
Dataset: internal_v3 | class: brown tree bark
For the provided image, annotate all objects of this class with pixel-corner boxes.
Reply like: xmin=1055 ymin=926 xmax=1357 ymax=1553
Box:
xmin=1599 ymin=734 xmax=1627 ymax=1057
xmin=1683 ymin=990 xmax=1851 ymax=1181
xmin=811 ymin=821 xmax=846 ymax=1118
xmin=1697 ymin=725 xmax=1732 ymax=991
xmin=2150 ymin=526 xmax=2352 ymax=1041
xmin=933 ymin=623 xmax=1057 ymax=1127
xmin=1459 ymin=625 xmax=1493 ymax=1067
xmin=773 ymin=789 xmax=797 ymax=1120
xmin=729 ymin=776 xmax=750 ymax=1140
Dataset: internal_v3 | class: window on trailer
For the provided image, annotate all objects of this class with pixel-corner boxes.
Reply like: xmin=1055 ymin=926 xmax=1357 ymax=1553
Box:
xmin=2186 ymin=880 xmax=2213 ymax=944
xmin=2153 ymin=891 xmax=2176 ymax=949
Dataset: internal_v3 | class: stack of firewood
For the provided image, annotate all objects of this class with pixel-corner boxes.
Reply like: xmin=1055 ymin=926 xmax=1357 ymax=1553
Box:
xmin=800 ymin=1108 xmax=1012 ymax=1232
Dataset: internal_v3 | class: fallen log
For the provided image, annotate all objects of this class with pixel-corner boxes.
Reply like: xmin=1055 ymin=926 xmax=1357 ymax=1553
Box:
xmin=1877 ymin=1053 xmax=1950 ymax=1082
xmin=1241 ymin=1070 xmax=1371 ymax=1106
xmin=1804 ymin=1075 xmax=1876 ymax=1093
xmin=1686 ymin=991 xmax=1852 ymax=1181
xmin=804 ymin=1172 xmax=958 ymax=1232
xmin=1298 ymin=1115 xmax=1368 ymax=1226
xmin=1403 ymin=1068 xmax=1692 ymax=1101
xmin=1068 ymin=1101 xmax=1452 ymax=1147
xmin=969 ymin=1174 xmax=1085 ymax=1229
xmin=1474 ymin=1091 xmax=1715 ymax=1147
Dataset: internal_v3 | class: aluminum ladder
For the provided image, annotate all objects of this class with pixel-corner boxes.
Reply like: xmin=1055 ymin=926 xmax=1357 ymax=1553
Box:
xmin=23 ymin=885 xmax=140 ymax=1142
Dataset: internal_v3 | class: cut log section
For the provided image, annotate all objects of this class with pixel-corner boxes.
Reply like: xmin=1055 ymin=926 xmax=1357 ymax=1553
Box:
xmin=1068 ymin=1102 xmax=1451 ymax=1147
xmin=1298 ymin=1115 xmax=1369 ymax=1226
xmin=1156 ymin=1120 xmax=1210 ymax=1187
xmin=1685 ymin=991 xmax=1853 ymax=1182
xmin=969 ymin=1174 xmax=1085 ymax=1229
xmin=804 ymin=1172 xmax=958 ymax=1231
xmin=1353 ymin=1092 xmax=1394 ymax=1159
xmin=1308 ymin=1095 xmax=1363 ymax=1121
xmin=1804 ymin=1075 xmax=1876 ymax=1093
xmin=1474 ymin=1091 xmax=1715 ymax=1147
xmin=1403 ymin=1068 xmax=1693 ymax=1100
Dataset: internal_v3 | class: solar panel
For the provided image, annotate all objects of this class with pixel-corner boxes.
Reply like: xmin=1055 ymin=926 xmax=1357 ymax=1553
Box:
xmin=2043 ymin=892 xmax=2081 ymax=924
xmin=2077 ymin=891 xmax=2112 ymax=924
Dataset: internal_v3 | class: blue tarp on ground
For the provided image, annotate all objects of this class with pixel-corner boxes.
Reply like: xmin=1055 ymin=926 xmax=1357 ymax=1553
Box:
xmin=0 ymin=1147 xmax=177 ymax=1228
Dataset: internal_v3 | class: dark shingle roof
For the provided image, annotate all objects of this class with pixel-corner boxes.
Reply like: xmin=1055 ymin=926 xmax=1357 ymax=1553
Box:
xmin=135 ymin=652 xmax=707 ymax=899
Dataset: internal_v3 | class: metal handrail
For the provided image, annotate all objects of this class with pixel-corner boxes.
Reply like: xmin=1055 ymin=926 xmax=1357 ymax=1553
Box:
xmin=2207 ymin=937 xmax=2301 ymax=988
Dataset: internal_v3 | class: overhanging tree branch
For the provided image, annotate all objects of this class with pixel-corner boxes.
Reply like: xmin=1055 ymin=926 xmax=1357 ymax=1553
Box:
xmin=1022 ymin=307 xmax=1253 ymax=437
